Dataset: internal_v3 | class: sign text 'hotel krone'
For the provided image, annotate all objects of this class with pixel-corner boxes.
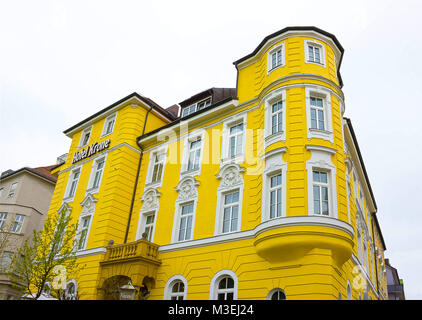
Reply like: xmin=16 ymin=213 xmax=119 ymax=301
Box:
xmin=72 ymin=139 xmax=111 ymax=164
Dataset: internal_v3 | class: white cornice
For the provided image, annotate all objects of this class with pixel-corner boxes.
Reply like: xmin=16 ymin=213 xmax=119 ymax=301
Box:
xmin=159 ymin=215 xmax=354 ymax=253
xmin=236 ymin=30 xmax=342 ymax=70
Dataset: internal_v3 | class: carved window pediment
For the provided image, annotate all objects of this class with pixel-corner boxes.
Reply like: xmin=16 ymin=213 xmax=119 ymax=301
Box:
xmin=216 ymin=163 xmax=245 ymax=191
xmin=175 ymin=176 xmax=199 ymax=202
xmin=140 ymin=188 xmax=161 ymax=212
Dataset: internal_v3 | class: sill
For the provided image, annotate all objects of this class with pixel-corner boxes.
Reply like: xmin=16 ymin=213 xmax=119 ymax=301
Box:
xmin=306 ymin=60 xmax=326 ymax=67
xmin=267 ymin=64 xmax=284 ymax=75
xmin=180 ymin=168 xmax=200 ymax=177
xmin=220 ymin=155 xmax=244 ymax=167
xmin=62 ymin=196 xmax=75 ymax=203
xmin=100 ymin=132 xmax=113 ymax=139
xmin=86 ymin=187 xmax=100 ymax=194
xmin=145 ymin=181 xmax=162 ymax=189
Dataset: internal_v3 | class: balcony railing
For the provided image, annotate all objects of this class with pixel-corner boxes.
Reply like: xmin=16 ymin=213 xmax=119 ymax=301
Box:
xmin=103 ymin=239 xmax=160 ymax=263
xmin=387 ymin=284 xmax=404 ymax=293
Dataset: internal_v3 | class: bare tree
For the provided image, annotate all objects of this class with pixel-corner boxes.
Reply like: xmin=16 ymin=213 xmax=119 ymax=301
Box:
xmin=9 ymin=206 xmax=84 ymax=299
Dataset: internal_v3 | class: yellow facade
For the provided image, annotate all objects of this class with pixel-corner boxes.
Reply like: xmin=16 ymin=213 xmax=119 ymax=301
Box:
xmin=48 ymin=27 xmax=388 ymax=300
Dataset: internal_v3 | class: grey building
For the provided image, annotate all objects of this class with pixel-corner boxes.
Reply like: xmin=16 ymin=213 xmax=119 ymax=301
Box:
xmin=0 ymin=165 xmax=57 ymax=299
xmin=385 ymin=259 xmax=405 ymax=300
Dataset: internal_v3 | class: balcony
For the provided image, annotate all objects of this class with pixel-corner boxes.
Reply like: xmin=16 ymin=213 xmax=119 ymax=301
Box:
xmin=98 ymin=240 xmax=161 ymax=299
xmin=102 ymin=239 xmax=160 ymax=264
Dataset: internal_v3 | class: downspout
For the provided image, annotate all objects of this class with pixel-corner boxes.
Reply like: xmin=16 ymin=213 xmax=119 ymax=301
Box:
xmin=124 ymin=105 xmax=152 ymax=243
xmin=371 ymin=213 xmax=381 ymax=298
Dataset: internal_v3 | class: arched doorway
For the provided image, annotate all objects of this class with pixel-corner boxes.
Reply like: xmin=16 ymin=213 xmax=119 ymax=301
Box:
xmin=100 ymin=275 xmax=133 ymax=300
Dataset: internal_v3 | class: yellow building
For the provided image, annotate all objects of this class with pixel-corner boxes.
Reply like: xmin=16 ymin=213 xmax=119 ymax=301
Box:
xmin=48 ymin=26 xmax=388 ymax=300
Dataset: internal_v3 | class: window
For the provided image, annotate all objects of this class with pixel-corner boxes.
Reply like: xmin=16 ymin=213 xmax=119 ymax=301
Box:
xmin=67 ymin=169 xmax=81 ymax=198
xmin=182 ymin=98 xmax=211 ymax=117
xmin=210 ymin=270 xmax=238 ymax=300
xmin=222 ymin=191 xmax=240 ymax=233
xmin=306 ymin=145 xmax=337 ymax=218
xmin=216 ymin=277 xmax=235 ymax=300
xmin=305 ymin=40 xmax=325 ymax=66
xmin=151 ymin=153 xmax=165 ymax=184
xmin=102 ymin=113 xmax=117 ymax=136
xmin=229 ymin=123 xmax=244 ymax=158
xmin=164 ymin=276 xmax=188 ymax=300
xmin=310 ymin=97 xmax=325 ymax=130
xmin=143 ymin=214 xmax=155 ymax=242
xmin=78 ymin=216 xmax=91 ymax=250
xmin=270 ymin=174 xmax=282 ymax=219
xmin=0 ymin=213 xmax=7 ymax=229
xmin=312 ymin=170 xmax=329 ymax=215
xmin=177 ymin=203 xmax=194 ymax=242
xmin=0 ymin=251 xmax=13 ymax=271
xmin=11 ymin=214 xmax=25 ymax=233
xmin=267 ymin=44 xmax=285 ymax=73
xmin=271 ymin=101 xmax=283 ymax=134
xmin=8 ymin=182 xmax=18 ymax=198
xmin=305 ymin=86 xmax=332 ymax=143
xmin=169 ymin=281 xmax=185 ymax=300
xmin=92 ymin=159 xmax=105 ymax=189
xmin=268 ymin=289 xmax=286 ymax=300
xmin=79 ymin=126 xmax=92 ymax=148
xmin=308 ymin=45 xmax=321 ymax=63
xmin=347 ymin=281 xmax=352 ymax=300
xmin=0 ymin=187 xmax=3 ymax=197
xmin=187 ymin=139 xmax=202 ymax=171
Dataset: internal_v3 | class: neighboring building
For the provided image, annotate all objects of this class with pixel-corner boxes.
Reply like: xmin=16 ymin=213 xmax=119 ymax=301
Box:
xmin=0 ymin=165 xmax=57 ymax=299
xmin=47 ymin=26 xmax=388 ymax=300
xmin=385 ymin=259 xmax=405 ymax=300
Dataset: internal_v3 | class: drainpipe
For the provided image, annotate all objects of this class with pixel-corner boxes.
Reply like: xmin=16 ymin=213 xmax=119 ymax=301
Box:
xmin=371 ymin=213 xmax=381 ymax=298
xmin=124 ymin=105 xmax=152 ymax=243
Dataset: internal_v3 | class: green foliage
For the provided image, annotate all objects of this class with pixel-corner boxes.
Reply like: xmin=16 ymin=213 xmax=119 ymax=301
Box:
xmin=9 ymin=206 xmax=84 ymax=300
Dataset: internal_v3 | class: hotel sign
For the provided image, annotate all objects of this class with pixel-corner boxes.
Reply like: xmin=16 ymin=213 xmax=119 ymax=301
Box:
xmin=72 ymin=139 xmax=111 ymax=164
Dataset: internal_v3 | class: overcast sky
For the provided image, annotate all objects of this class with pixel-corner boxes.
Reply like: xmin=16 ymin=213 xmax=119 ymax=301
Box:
xmin=1 ymin=0 xmax=421 ymax=299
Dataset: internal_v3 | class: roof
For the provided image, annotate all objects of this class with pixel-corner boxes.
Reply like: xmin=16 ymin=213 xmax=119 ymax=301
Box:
xmin=137 ymin=87 xmax=237 ymax=143
xmin=233 ymin=26 xmax=345 ymax=87
xmin=0 ymin=165 xmax=58 ymax=184
xmin=63 ymin=92 xmax=177 ymax=135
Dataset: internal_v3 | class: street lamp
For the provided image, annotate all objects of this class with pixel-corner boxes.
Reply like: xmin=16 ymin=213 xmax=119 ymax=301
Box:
xmin=119 ymin=280 xmax=137 ymax=300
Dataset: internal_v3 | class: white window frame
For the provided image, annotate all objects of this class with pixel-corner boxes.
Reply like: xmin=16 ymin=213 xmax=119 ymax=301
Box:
xmin=347 ymin=281 xmax=352 ymax=300
xmin=76 ymin=195 xmax=96 ymax=251
xmin=180 ymin=130 xmax=205 ymax=176
xmin=175 ymin=201 xmax=195 ymax=242
xmin=143 ymin=213 xmax=156 ymax=242
xmin=312 ymin=170 xmax=330 ymax=216
xmin=78 ymin=126 xmax=93 ymax=149
xmin=8 ymin=182 xmax=18 ymax=198
xmin=101 ymin=112 xmax=117 ymax=137
xmin=264 ymin=88 xmax=286 ymax=148
xmin=86 ymin=155 xmax=107 ymax=193
xmin=304 ymin=39 xmax=326 ymax=67
xmin=221 ymin=190 xmax=241 ymax=234
xmin=0 ymin=212 xmax=8 ymax=229
xmin=209 ymin=270 xmax=238 ymax=300
xmin=164 ymin=275 xmax=188 ymax=300
xmin=146 ymin=146 xmax=168 ymax=187
xmin=261 ymin=147 xmax=287 ymax=222
xmin=267 ymin=43 xmax=285 ymax=74
xmin=0 ymin=187 xmax=4 ymax=198
xmin=64 ymin=166 xmax=82 ymax=201
xmin=221 ymin=114 xmax=247 ymax=167
xmin=63 ymin=279 xmax=78 ymax=300
xmin=305 ymin=86 xmax=333 ymax=143
xmin=306 ymin=145 xmax=337 ymax=218
xmin=181 ymin=97 xmax=211 ymax=117
xmin=11 ymin=214 xmax=25 ymax=233
xmin=77 ymin=215 xmax=92 ymax=250
xmin=136 ymin=188 xmax=161 ymax=241
xmin=215 ymin=164 xmax=245 ymax=235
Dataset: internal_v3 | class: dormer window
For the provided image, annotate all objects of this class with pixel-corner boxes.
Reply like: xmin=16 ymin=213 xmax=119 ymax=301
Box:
xmin=182 ymin=98 xmax=211 ymax=117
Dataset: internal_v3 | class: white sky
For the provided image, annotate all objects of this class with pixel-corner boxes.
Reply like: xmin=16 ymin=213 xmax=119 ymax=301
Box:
xmin=1 ymin=0 xmax=421 ymax=299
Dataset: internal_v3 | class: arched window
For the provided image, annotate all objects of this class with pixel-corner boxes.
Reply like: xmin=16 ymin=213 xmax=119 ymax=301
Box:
xmin=216 ymin=277 xmax=235 ymax=300
xmin=210 ymin=270 xmax=238 ymax=300
xmin=347 ymin=281 xmax=352 ymax=300
xmin=267 ymin=289 xmax=286 ymax=300
xmin=170 ymin=281 xmax=185 ymax=300
xmin=164 ymin=275 xmax=187 ymax=300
